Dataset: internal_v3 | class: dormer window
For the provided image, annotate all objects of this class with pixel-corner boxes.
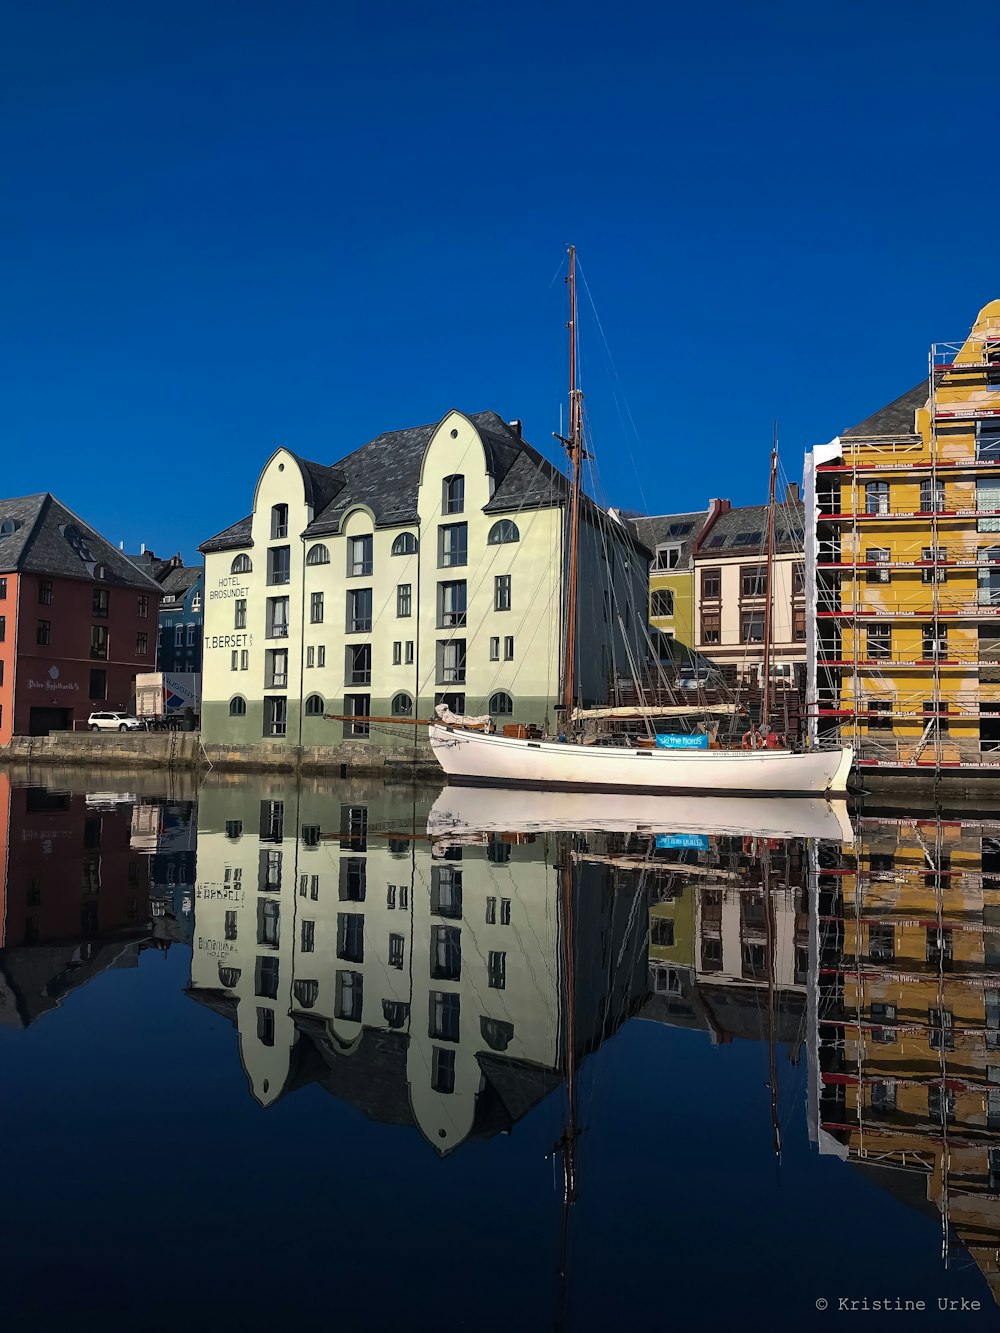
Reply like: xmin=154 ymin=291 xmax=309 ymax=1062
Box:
xmin=271 ymin=504 xmax=288 ymax=539
xmin=443 ymin=475 xmax=465 ymax=515
xmin=653 ymin=544 xmax=681 ymax=571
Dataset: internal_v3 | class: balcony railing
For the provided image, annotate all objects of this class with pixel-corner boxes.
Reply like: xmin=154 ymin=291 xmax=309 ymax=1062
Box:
xmin=349 ymin=617 xmax=372 ymax=634
xmin=347 ymin=669 xmax=372 ymax=685
xmin=268 ymin=624 xmax=289 ymax=638
xmin=438 ymin=666 xmax=466 ymax=684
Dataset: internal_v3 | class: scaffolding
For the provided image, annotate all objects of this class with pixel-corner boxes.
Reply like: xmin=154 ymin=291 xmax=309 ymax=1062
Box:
xmin=811 ymin=323 xmax=1000 ymax=771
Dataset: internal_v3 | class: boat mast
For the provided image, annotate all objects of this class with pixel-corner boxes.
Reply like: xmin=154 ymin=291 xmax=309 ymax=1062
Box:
xmin=760 ymin=424 xmax=779 ymax=733
xmin=560 ymin=245 xmax=584 ymax=717
xmin=763 ymin=844 xmax=782 ymax=1167
xmin=555 ymin=839 xmax=578 ymax=1329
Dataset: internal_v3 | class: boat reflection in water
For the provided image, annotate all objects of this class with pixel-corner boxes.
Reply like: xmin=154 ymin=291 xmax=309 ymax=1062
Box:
xmin=427 ymin=784 xmax=855 ymax=846
xmin=811 ymin=812 xmax=1000 ymax=1304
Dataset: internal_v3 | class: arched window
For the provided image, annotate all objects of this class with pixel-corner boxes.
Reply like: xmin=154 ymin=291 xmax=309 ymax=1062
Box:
xmin=306 ymin=543 xmax=330 ymax=565
xmin=219 ymin=966 xmax=241 ymax=989
xmin=391 ymin=692 xmax=413 ymax=716
xmin=231 ymin=553 xmax=252 ymax=574
xmin=487 ymin=837 xmax=512 ymax=865
xmin=229 ymin=696 xmax=247 ymax=716
xmin=443 ymin=474 xmax=465 ymax=515
xmin=480 ymin=1017 xmax=514 ymax=1052
xmin=305 ymin=694 xmax=325 ymax=716
xmin=489 ymin=691 xmax=513 ymax=716
xmin=294 ymin=980 xmax=319 ymax=1009
xmin=0 ymin=518 xmax=18 ymax=538
xmin=488 ymin=519 xmax=519 ymax=545
xmin=391 ymin=532 xmax=418 ymax=556
xmin=383 ymin=999 xmax=410 ymax=1029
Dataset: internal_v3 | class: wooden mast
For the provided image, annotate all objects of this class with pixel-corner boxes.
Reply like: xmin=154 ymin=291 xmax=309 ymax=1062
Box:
xmin=554 ymin=837 xmax=578 ymax=1330
xmin=561 ymin=245 xmax=584 ymax=718
xmin=760 ymin=424 xmax=779 ymax=733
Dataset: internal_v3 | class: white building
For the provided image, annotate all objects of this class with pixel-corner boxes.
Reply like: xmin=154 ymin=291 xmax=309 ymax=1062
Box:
xmin=198 ymin=410 xmax=649 ymax=745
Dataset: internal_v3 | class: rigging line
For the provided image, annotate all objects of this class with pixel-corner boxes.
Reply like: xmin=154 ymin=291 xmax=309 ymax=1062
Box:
xmin=577 ymin=259 xmax=655 ymax=521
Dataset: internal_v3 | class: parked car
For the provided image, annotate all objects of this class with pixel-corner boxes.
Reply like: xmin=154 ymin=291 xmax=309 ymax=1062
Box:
xmin=88 ymin=711 xmax=144 ymax=732
xmin=676 ymin=668 xmax=725 ymax=690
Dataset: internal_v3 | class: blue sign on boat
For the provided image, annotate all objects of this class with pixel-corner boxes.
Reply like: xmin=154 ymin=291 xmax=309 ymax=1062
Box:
xmin=656 ymin=833 xmax=710 ymax=850
xmin=654 ymin=733 xmax=708 ymax=749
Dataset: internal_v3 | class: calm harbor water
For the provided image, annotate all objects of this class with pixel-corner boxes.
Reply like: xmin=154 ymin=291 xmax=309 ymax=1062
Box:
xmin=1 ymin=769 xmax=998 ymax=1331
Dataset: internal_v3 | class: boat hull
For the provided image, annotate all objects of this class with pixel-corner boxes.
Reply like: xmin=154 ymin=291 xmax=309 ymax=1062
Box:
xmin=428 ymin=726 xmax=854 ymax=797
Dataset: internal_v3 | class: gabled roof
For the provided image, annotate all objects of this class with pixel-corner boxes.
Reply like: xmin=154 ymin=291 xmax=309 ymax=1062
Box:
xmin=627 ymin=511 xmax=707 ymax=572
xmin=0 ymin=493 xmax=162 ymax=590
xmin=307 ymin=410 xmax=525 ymax=535
xmin=159 ymin=565 xmax=202 ymax=597
xmin=200 ymin=515 xmax=253 ymax=555
xmin=841 ymin=383 xmax=927 ymax=440
xmin=200 ymin=411 xmax=576 ymax=552
xmin=694 ymin=501 xmax=803 ymax=557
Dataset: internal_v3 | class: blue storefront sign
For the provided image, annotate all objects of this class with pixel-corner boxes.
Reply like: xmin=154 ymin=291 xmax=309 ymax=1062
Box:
xmin=654 ymin=733 xmax=709 ymax=749
xmin=655 ymin=833 xmax=710 ymax=851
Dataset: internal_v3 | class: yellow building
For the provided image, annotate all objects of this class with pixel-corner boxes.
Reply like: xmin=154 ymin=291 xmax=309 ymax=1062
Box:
xmin=807 ymin=301 xmax=1000 ymax=771
xmin=628 ymin=510 xmax=710 ymax=666
xmin=810 ymin=816 xmax=1000 ymax=1303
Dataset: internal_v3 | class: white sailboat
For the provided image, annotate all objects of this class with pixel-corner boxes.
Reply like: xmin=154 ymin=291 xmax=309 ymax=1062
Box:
xmin=429 ymin=247 xmax=854 ymax=797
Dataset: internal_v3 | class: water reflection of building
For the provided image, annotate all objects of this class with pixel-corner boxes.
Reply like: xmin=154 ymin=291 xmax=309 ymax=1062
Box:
xmin=810 ymin=816 xmax=1000 ymax=1303
xmin=640 ymin=835 xmax=809 ymax=1048
xmin=188 ymin=784 xmax=650 ymax=1152
xmin=0 ymin=772 xmax=152 ymax=1026
xmin=132 ymin=798 xmax=197 ymax=946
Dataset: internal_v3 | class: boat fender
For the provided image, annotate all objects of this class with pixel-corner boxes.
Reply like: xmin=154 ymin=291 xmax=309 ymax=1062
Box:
xmin=741 ymin=730 xmax=765 ymax=750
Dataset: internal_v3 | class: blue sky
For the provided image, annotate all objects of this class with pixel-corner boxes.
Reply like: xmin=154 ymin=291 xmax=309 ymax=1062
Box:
xmin=2 ymin=1 xmax=998 ymax=560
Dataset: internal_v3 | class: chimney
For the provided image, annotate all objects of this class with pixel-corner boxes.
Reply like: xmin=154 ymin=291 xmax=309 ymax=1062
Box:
xmin=119 ymin=541 xmax=124 ymax=550
xmin=691 ymin=498 xmax=730 ymax=554
xmin=140 ymin=542 xmax=146 ymax=554
xmin=508 ymin=419 xmax=522 ymax=438
xmin=785 ymin=482 xmax=800 ymax=503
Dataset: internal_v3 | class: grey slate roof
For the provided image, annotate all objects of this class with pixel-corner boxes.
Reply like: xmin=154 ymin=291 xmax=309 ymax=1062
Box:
xmin=306 ymin=410 xmax=526 ymax=535
xmin=159 ymin=565 xmax=202 ymax=599
xmin=0 ymin=493 xmax=162 ymax=590
xmin=841 ymin=382 xmax=927 ymax=440
xmin=200 ymin=514 xmax=253 ymax=554
xmin=695 ymin=500 xmax=804 ymax=557
xmin=628 ymin=511 xmax=707 ymax=571
xmin=200 ymin=410 xmax=581 ymax=552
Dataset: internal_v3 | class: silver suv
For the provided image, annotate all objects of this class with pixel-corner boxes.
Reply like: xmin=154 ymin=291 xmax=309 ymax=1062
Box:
xmin=88 ymin=711 xmax=144 ymax=733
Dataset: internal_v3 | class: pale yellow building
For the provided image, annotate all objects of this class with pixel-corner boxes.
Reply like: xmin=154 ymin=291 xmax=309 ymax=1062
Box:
xmin=198 ymin=410 xmax=649 ymax=745
xmin=187 ymin=779 xmax=650 ymax=1150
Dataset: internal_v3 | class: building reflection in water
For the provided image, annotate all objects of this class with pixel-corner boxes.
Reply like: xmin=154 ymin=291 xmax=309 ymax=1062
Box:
xmin=811 ymin=813 xmax=1000 ymax=1302
xmin=640 ymin=832 xmax=809 ymax=1050
xmin=188 ymin=782 xmax=655 ymax=1152
xmin=0 ymin=771 xmax=154 ymax=1027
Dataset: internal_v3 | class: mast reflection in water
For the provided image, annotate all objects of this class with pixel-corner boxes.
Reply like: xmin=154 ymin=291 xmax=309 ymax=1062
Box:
xmin=1 ymin=770 xmax=999 ymax=1329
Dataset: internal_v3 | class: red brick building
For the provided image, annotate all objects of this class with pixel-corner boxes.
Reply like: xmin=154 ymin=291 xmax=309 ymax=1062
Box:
xmin=0 ymin=494 xmax=162 ymax=742
xmin=0 ymin=771 xmax=152 ymax=1026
